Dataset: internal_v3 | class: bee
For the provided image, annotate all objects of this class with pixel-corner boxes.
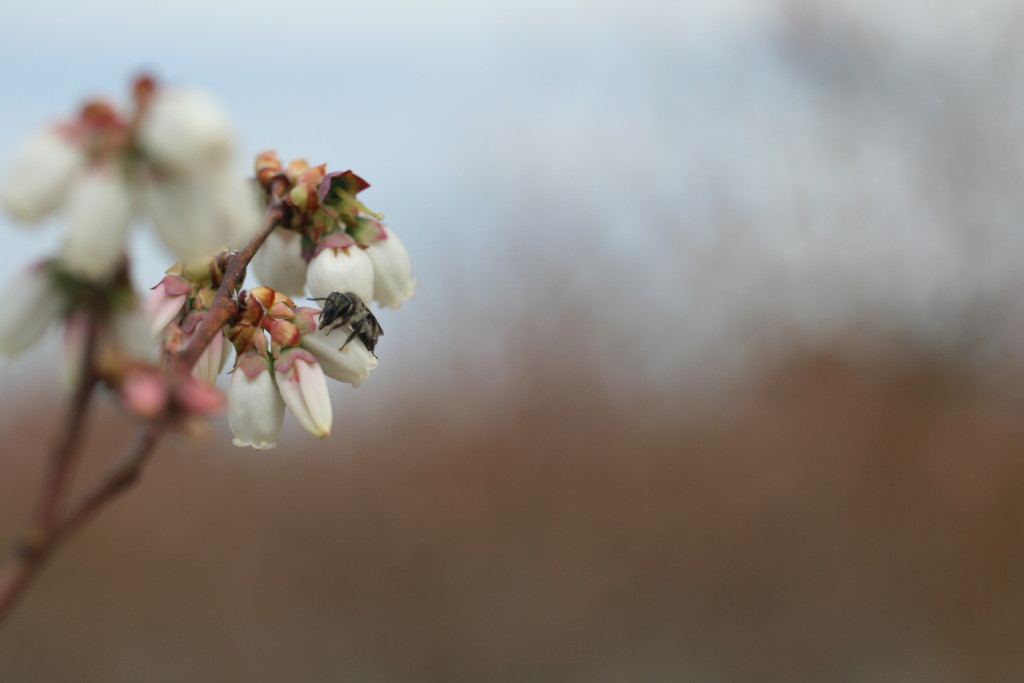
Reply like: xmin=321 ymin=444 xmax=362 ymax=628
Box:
xmin=310 ymin=291 xmax=383 ymax=357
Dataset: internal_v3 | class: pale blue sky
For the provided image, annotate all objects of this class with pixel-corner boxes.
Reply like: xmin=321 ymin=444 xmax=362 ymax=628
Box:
xmin=0 ymin=0 xmax=755 ymax=391
xmin=3 ymin=0 xmax=1023 ymax=406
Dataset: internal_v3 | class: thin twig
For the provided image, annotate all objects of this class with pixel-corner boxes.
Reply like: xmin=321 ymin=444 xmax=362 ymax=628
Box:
xmin=175 ymin=202 xmax=286 ymax=370
xmin=34 ymin=297 xmax=102 ymax=527
xmin=56 ymin=420 xmax=167 ymax=541
xmin=0 ymin=196 xmax=286 ymax=626
xmin=0 ymin=421 xmax=165 ymax=619
xmin=0 ymin=297 xmax=105 ymax=618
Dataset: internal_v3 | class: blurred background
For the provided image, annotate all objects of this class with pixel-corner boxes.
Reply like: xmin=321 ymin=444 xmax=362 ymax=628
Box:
xmin=4 ymin=0 xmax=1024 ymax=680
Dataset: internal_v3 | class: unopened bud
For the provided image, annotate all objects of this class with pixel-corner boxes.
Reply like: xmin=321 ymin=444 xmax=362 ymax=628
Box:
xmin=255 ymin=150 xmax=282 ymax=188
xmin=265 ymin=318 xmax=300 ymax=348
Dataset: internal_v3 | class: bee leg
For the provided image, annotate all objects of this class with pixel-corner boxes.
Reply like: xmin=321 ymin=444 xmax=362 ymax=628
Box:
xmin=339 ymin=328 xmax=358 ymax=351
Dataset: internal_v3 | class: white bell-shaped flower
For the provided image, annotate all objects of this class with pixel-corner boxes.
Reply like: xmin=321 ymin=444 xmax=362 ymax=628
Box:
xmin=366 ymin=226 xmax=417 ymax=309
xmin=218 ymin=178 xmax=263 ymax=250
xmin=274 ymin=347 xmax=332 ymax=439
xmin=0 ymin=127 xmax=85 ymax=223
xmin=299 ymin=319 xmax=378 ymax=388
xmin=60 ymin=165 xmax=133 ymax=283
xmin=252 ymin=228 xmax=307 ymax=297
xmin=138 ymin=87 xmax=235 ymax=177
xmin=0 ymin=262 xmax=63 ymax=356
xmin=229 ymin=351 xmax=285 ymax=450
xmin=143 ymin=173 xmax=260 ymax=261
xmin=306 ymin=240 xmax=374 ymax=304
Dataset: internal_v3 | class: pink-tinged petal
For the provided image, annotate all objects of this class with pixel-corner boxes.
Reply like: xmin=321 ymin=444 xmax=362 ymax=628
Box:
xmin=192 ymin=330 xmax=227 ymax=385
xmin=314 ymin=231 xmax=356 ymax=254
xmin=264 ymin=318 xmax=300 ymax=348
xmin=144 ymin=279 xmax=189 ymax=335
xmin=318 ymin=170 xmax=370 ymax=203
xmin=274 ymin=347 xmax=332 ymax=439
xmin=175 ymin=375 xmax=226 ymax=415
xmin=119 ymin=367 xmax=170 ymax=419
xmin=290 ymin=307 xmax=321 ymax=335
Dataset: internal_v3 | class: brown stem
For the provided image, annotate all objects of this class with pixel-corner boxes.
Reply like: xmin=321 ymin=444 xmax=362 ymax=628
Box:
xmin=55 ymin=420 xmax=167 ymax=542
xmin=0 ymin=421 xmax=165 ymax=620
xmin=174 ymin=202 xmax=286 ymax=371
xmin=34 ymin=299 xmax=102 ymax=528
xmin=0 ymin=195 xmax=287 ymax=627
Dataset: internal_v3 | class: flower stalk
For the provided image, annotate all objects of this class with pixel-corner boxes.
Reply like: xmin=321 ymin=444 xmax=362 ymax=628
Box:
xmin=0 ymin=191 xmax=286 ymax=626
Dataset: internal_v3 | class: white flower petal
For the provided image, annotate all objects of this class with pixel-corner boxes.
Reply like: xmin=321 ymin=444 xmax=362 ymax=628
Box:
xmin=219 ymin=178 xmax=263 ymax=250
xmin=192 ymin=331 xmax=228 ymax=386
xmin=143 ymin=281 xmax=188 ymax=335
xmin=367 ymin=227 xmax=417 ymax=309
xmin=229 ymin=363 xmax=285 ymax=450
xmin=60 ymin=166 xmax=132 ymax=282
xmin=275 ymin=349 xmax=332 ymax=439
xmin=300 ymin=321 xmax=378 ymax=388
xmin=0 ymin=263 xmax=62 ymax=356
xmin=253 ymin=228 xmax=307 ymax=297
xmin=139 ymin=88 xmax=235 ymax=176
xmin=144 ymin=173 xmax=258 ymax=260
xmin=0 ymin=127 xmax=85 ymax=223
xmin=306 ymin=246 xmax=374 ymax=303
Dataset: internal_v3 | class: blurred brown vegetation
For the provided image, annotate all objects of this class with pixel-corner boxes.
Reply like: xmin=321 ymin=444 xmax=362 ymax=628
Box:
xmin=4 ymin=344 xmax=1024 ymax=682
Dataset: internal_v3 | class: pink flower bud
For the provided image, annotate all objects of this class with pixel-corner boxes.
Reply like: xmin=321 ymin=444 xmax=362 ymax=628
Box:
xmin=119 ymin=367 xmax=169 ymax=419
xmin=265 ymin=318 xmax=300 ymax=348
xmin=175 ymin=374 xmax=226 ymax=416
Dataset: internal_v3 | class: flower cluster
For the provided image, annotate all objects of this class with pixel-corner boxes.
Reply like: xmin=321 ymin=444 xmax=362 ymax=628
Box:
xmin=210 ymin=153 xmax=416 ymax=449
xmin=251 ymin=152 xmax=417 ymax=308
xmin=148 ymin=258 xmax=380 ymax=449
xmin=225 ymin=288 xmax=378 ymax=448
xmin=0 ymin=76 xmax=416 ymax=451
xmin=0 ymin=76 xmax=260 ymax=283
